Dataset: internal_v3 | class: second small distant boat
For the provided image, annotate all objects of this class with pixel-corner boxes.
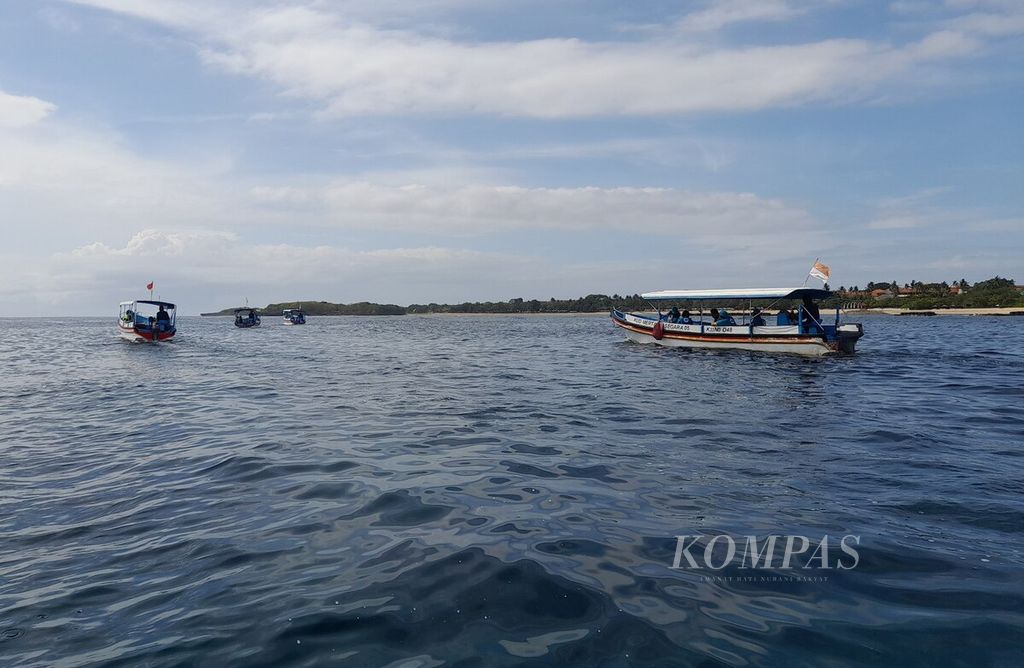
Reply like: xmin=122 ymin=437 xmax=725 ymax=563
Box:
xmin=234 ymin=308 xmax=261 ymax=328
xmin=282 ymin=309 xmax=306 ymax=325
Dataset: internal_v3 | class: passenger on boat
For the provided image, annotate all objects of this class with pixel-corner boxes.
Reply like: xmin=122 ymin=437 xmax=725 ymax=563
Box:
xmin=668 ymin=306 xmax=681 ymax=323
xmin=679 ymin=309 xmax=693 ymax=324
xmin=710 ymin=308 xmax=720 ymax=323
xmin=801 ymin=297 xmax=822 ymax=333
xmin=750 ymin=308 xmax=766 ymax=327
xmin=156 ymin=305 xmax=171 ymax=330
xmin=776 ymin=309 xmax=793 ymax=325
xmin=715 ymin=309 xmax=737 ymax=326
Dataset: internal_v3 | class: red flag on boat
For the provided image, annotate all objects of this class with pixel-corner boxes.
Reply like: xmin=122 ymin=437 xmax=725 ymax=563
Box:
xmin=146 ymin=281 xmax=154 ymax=290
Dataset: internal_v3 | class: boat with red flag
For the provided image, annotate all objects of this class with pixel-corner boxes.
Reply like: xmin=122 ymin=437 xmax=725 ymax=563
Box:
xmin=118 ymin=300 xmax=177 ymax=342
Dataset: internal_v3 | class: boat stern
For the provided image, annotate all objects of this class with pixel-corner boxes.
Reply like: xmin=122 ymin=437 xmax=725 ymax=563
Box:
xmin=835 ymin=322 xmax=864 ymax=353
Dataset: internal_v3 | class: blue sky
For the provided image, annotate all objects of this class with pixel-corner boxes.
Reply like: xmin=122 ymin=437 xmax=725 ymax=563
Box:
xmin=1 ymin=0 xmax=1022 ymax=315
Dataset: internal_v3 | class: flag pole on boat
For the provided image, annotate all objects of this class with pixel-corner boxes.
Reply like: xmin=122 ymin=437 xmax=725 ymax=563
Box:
xmin=801 ymin=261 xmax=832 ymax=331
xmin=802 ymin=259 xmax=818 ymax=287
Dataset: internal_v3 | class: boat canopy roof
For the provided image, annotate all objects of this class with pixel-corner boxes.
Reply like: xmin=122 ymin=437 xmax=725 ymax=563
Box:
xmin=283 ymin=308 xmax=302 ymax=314
xmin=234 ymin=307 xmax=259 ymax=313
xmin=641 ymin=287 xmax=831 ymax=301
xmin=121 ymin=300 xmax=176 ymax=308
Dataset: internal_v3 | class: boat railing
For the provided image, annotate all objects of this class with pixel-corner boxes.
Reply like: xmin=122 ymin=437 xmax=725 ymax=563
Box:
xmin=633 ymin=306 xmax=850 ymax=340
xmin=619 ymin=307 xmax=855 ymax=342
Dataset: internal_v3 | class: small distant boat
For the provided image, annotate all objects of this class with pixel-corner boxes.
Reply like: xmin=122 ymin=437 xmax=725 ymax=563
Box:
xmin=611 ymin=287 xmax=864 ymax=356
xmin=282 ymin=309 xmax=306 ymax=325
xmin=119 ymin=300 xmax=176 ymax=343
xmin=234 ymin=308 xmax=261 ymax=328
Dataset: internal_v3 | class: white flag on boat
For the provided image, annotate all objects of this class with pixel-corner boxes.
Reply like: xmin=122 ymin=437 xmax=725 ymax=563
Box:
xmin=809 ymin=261 xmax=830 ymax=283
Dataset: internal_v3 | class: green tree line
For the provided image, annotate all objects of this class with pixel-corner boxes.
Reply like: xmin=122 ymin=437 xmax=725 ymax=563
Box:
xmin=826 ymin=277 xmax=1022 ymax=309
xmin=203 ymin=277 xmax=1021 ymax=316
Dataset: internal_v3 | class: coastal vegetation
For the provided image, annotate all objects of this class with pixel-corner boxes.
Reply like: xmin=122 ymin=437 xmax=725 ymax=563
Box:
xmin=203 ymin=277 xmax=1021 ymax=316
xmin=203 ymin=301 xmax=405 ymax=316
xmin=406 ymin=294 xmax=650 ymax=314
xmin=825 ymin=277 xmax=1023 ymax=309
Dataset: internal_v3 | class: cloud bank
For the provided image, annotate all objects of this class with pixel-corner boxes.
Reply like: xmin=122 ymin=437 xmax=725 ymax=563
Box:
xmin=62 ymin=0 xmax=1021 ymax=118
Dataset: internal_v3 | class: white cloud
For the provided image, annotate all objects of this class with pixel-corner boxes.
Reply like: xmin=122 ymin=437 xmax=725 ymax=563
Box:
xmin=676 ymin=0 xmax=803 ymax=32
xmin=889 ymin=1 xmax=933 ymax=14
xmin=0 ymin=90 xmax=56 ymax=128
xmin=0 ymin=107 xmax=815 ymax=244
xmin=0 ymin=78 xmax=823 ymax=303
xmin=38 ymin=6 xmax=84 ymax=33
xmin=865 ymin=190 xmax=1024 ymax=245
xmin=0 ymin=112 xmax=242 ymax=239
xmin=947 ymin=11 xmax=1024 ymax=37
xmin=248 ymin=182 xmax=819 ymax=239
xmin=867 ymin=188 xmax=950 ymax=229
xmin=3 ymin=225 xmax=841 ymax=315
xmin=965 ymin=218 xmax=1024 ymax=232
xmin=63 ymin=0 xmax=224 ymax=29
xmin=59 ymin=1 xmax=1006 ymax=118
xmin=202 ymin=20 xmax=987 ymax=117
xmin=0 ymin=74 xmax=837 ymax=317
xmin=867 ymin=215 xmax=927 ymax=229
xmin=945 ymin=0 xmax=1020 ymax=10
xmin=0 ymin=229 xmax=574 ymax=313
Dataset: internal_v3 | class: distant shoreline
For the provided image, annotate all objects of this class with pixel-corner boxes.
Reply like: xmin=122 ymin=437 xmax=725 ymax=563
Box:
xmin=845 ymin=307 xmax=1024 ymax=316
xmin=197 ymin=307 xmax=1024 ymax=317
xmin=407 ymin=307 xmax=1024 ymax=317
xmin=200 ymin=311 xmax=610 ymax=317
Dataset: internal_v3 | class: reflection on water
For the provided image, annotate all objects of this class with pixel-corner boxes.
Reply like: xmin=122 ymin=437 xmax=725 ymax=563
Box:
xmin=0 ymin=314 xmax=1022 ymax=666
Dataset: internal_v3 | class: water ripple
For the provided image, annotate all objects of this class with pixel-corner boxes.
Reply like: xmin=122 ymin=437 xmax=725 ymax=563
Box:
xmin=0 ymin=315 xmax=1022 ymax=666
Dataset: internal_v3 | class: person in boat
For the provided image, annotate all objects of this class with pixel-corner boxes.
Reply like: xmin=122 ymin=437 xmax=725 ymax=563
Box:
xmin=679 ymin=309 xmax=693 ymax=324
xmin=715 ymin=309 xmax=736 ymax=326
xmin=801 ymin=296 xmax=822 ymax=333
xmin=710 ymin=308 xmax=719 ymax=324
xmin=668 ymin=306 xmax=681 ymax=323
xmin=776 ymin=308 xmax=793 ymax=325
xmin=750 ymin=307 xmax=766 ymax=327
xmin=156 ymin=305 xmax=170 ymax=330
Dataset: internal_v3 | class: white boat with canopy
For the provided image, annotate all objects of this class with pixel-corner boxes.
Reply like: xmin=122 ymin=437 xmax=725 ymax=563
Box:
xmin=282 ymin=308 xmax=306 ymax=325
xmin=118 ymin=300 xmax=177 ymax=343
xmin=611 ymin=286 xmax=863 ymax=356
xmin=234 ymin=308 xmax=261 ymax=328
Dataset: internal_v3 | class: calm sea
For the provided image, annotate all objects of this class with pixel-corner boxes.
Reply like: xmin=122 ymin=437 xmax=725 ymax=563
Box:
xmin=1 ymin=314 xmax=1022 ymax=667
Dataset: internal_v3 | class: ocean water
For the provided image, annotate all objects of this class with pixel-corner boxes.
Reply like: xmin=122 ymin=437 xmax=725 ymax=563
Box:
xmin=0 ymin=314 xmax=1022 ymax=667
